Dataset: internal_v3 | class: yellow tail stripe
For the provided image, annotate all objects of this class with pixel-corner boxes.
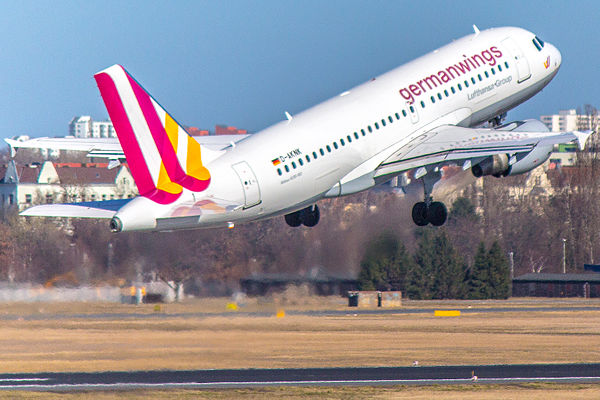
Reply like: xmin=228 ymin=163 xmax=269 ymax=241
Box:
xmin=164 ymin=113 xmax=179 ymax=150
xmin=186 ymin=136 xmax=210 ymax=180
xmin=157 ymin=162 xmax=183 ymax=194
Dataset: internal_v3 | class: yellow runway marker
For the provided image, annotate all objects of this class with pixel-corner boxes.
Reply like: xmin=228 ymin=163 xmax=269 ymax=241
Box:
xmin=434 ymin=310 xmax=461 ymax=317
xmin=276 ymin=309 xmax=285 ymax=318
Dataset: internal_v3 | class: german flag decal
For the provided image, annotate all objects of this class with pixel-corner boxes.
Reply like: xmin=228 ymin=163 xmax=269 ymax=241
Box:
xmin=271 ymin=158 xmax=281 ymax=166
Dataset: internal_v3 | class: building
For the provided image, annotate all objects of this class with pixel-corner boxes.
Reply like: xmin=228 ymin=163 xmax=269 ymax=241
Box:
xmin=540 ymin=109 xmax=599 ymax=133
xmin=69 ymin=116 xmax=116 ymax=138
xmin=215 ymin=125 xmax=248 ymax=135
xmin=240 ymin=273 xmax=359 ymax=296
xmin=0 ymin=160 xmax=137 ymax=210
xmin=512 ymin=273 xmax=600 ymax=298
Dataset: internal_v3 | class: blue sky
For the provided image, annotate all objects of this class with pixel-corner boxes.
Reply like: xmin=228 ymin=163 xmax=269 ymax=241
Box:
xmin=1 ymin=0 xmax=598 ymax=138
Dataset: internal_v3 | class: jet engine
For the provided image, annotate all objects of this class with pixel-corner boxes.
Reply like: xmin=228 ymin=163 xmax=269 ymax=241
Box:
xmin=471 ymin=154 xmax=511 ymax=178
xmin=506 ymin=144 xmax=553 ymax=176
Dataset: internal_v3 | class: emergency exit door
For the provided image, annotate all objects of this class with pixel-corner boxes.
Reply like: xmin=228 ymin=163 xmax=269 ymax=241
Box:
xmin=232 ymin=161 xmax=261 ymax=208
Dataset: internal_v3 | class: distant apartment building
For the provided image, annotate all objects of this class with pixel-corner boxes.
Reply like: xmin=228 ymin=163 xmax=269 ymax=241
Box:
xmin=214 ymin=125 xmax=248 ymax=135
xmin=540 ymin=109 xmax=598 ymax=132
xmin=69 ymin=116 xmax=116 ymax=138
xmin=0 ymin=161 xmax=137 ymax=210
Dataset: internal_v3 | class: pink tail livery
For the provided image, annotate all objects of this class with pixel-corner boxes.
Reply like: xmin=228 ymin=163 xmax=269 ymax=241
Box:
xmin=94 ymin=65 xmax=211 ymax=204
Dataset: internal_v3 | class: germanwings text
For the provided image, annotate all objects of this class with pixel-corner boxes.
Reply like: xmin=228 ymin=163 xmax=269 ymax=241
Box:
xmin=399 ymin=46 xmax=503 ymax=104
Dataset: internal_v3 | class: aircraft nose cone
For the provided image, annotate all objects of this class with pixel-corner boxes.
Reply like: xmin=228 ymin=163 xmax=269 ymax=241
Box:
xmin=550 ymin=43 xmax=561 ymax=69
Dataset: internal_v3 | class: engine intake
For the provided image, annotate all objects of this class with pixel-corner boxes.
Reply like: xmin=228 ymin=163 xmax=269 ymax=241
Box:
xmin=472 ymin=154 xmax=511 ymax=178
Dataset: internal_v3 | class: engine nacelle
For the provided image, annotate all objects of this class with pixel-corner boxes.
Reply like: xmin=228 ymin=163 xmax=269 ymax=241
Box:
xmin=471 ymin=154 xmax=510 ymax=178
xmin=507 ymin=144 xmax=553 ymax=176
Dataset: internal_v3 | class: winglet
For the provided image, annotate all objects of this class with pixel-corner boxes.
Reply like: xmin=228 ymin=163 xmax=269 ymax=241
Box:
xmin=573 ymin=130 xmax=593 ymax=151
xmin=473 ymin=25 xmax=480 ymax=35
xmin=5 ymin=139 xmax=17 ymax=158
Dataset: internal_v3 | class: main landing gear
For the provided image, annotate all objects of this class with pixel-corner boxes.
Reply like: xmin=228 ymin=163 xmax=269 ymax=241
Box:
xmin=411 ymin=167 xmax=448 ymax=227
xmin=284 ymin=204 xmax=320 ymax=227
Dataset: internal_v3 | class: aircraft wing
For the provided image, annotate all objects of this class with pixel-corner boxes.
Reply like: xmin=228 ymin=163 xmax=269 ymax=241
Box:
xmin=374 ymin=121 xmax=592 ymax=179
xmin=20 ymin=199 xmax=131 ymax=218
xmin=5 ymin=134 xmax=251 ymax=159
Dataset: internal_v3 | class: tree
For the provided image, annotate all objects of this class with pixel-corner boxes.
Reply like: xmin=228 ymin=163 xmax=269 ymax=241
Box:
xmin=487 ymin=241 xmax=511 ymax=299
xmin=357 ymin=231 xmax=413 ymax=292
xmin=466 ymin=241 xmax=490 ymax=299
xmin=429 ymin=229 xmax=467 ymax=299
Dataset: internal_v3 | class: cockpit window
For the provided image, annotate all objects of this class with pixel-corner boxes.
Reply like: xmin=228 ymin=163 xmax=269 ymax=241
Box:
xmin=532 ymin=36 xmax=545 ymax=51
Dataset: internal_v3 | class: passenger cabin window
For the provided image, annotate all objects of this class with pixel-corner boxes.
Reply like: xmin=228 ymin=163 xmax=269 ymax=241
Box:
xmin=313 ymin=151 xmax=318 ymax=159
xmin=368 ymin=125 xmax=373 ymax=133
xmin=395 ymin=113 xmax=400 ymax=120
xmin=458 ymin=83 xmax=462 ymax=90
xmin=306 ymin=155 xmax=311 ymax=162
xmin=409 ymin=106 xmax=415 ymax=113
xmin=326 ymin=145 xmax=331 ymax=152
xmin=388 ymin=116 xmax=393 ymax=123
xmin=340 ymin=138 xmax=345 ymax=146
xmin=277 ymin=168 xmax=282 ymax=176
xmin=420 ymin=101 xmax=425 ymax=108
xmin=431 ymin=96 xmax=435 ymax=103
xmin=451 ymin=87 xmax=455 ymax=94
xmin=320 ymin=148 xmax=325 ymax=156
xmin=285 ymin=165 xmax=290 ymax=172
xmin=381 ymin=119 xmax=386 ymax=126
xmin=444 ymin=89 xmax=448 ymax=97
xmin=361 ymin=128 xmax=366 ymax=136
xmin=402 ymin=110 xmax=407 ymax=117
xmin=354 ymin=132 xmax=359 ymax=139
xmin=374 ymin=122 xmax=379 ymax=129
xmin=299 ymin=158 xmax=303 ymax=166
xmin=498 ymin=65 xmax=502 ymax=72
xmin=333 ymin=142 xmax=338 ymax=149
xmin=347 ymin=135 xmax=352 ymax=142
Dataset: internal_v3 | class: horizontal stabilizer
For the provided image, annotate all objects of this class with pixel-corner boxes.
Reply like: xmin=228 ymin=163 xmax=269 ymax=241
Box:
xmin=20 ymin=199 xmax=131 ymax=219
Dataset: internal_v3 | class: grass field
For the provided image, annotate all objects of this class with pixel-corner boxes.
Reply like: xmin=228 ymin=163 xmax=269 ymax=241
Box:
xmin=0 ymin=297 xmax=599 ymax=398
xmin=0 ymin=384 xmax=600 ymax=399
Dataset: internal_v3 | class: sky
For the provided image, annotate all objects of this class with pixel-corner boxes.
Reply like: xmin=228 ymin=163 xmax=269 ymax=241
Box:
xmin=1 ymin=0 xmax=599 ymax=138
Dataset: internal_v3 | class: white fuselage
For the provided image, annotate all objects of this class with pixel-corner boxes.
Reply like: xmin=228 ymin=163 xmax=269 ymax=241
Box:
xmin=116 ymin=27 xmax=561 ymax=231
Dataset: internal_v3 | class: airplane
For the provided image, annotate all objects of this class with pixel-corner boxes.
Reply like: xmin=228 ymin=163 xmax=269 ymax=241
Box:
xmin=12 ymin=25 xmax=592 ymax=232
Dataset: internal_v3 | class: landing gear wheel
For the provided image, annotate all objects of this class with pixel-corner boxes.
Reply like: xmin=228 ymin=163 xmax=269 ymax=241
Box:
xmin=412 ymin=202 xmax=429 ymax=226
xmin=302 ymin=205 xmax=320 ymax=227
xmin=428 ymin=201 xmax=447 ymax=226
xmin=284 ymin=212 xmax=302 ymax=227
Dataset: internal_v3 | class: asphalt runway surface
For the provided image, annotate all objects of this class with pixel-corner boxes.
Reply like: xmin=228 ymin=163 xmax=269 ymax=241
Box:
xmin=1 ymin=305 xmax=600 ymax=321
xmin=1 ymin=364 xmax=599 ymax=390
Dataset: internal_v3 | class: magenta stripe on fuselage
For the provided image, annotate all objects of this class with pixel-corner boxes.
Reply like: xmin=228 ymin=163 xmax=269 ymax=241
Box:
xmin=94 ymin=71 xmax=181 ymax=205
xmin=125 ymin=74 xmax=209 ymax=192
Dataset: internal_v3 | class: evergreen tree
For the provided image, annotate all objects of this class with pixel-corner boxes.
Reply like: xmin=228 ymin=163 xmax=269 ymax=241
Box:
xmin=430 ymin=229 xmax=467 ymax=299
xmin=410 ymin=228 xmax=436 ymax=299
xmin=467 ymin=242 xmax=490 ymax=299
xmin=449 ymin=196 xmax=479 ymax=222
xmin=487 ymin=241 xmax=511 ymax=299
xmin=357 ymin=232 xmax=413 ymax=292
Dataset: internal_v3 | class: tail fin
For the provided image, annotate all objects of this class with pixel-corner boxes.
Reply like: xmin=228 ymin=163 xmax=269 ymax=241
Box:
xmin=94 ymin=65 xmax=211 ymax=204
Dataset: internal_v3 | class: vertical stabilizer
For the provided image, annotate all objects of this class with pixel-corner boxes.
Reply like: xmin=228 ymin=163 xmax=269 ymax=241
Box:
xmin=94 ymin=65 xmax=211 ymax=204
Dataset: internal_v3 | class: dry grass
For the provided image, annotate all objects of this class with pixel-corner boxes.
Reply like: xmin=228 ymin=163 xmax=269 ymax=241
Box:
xmin=0 ymin=299 xmax=599 ymax=372
xmin=1 ymin=384 xmax=600 ymax=399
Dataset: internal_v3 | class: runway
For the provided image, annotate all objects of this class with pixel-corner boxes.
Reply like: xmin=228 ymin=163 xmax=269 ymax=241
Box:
xmin=1 ymin=364 xmax=599 ymax=390
xmin=1 ymin=305 xmax=599 ymax=321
